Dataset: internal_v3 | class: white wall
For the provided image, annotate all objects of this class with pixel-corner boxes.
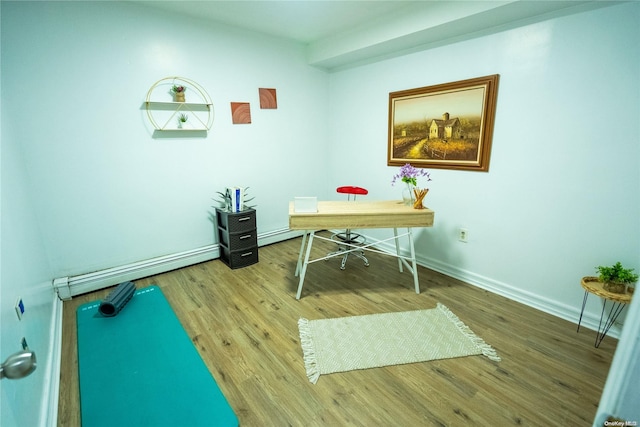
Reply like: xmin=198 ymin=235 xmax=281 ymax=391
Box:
xmin=1 ymin=1 xmax=329 ymax=426
xmin=1 ymin=63 xmax=59 ymax=427
xmin=1 ymin=1 xmax=330 ymax=278
xmin=327 ymin=2 xmax=640 ymax=326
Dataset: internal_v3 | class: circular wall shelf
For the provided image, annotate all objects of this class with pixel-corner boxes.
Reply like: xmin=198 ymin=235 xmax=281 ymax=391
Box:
xmin=145 ymin=76 xmax=214 ymax=131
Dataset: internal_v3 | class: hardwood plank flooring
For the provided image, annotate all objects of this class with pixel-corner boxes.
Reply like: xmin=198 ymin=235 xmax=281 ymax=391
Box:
xmin=57 ymin=232 xmax=617 ymax=426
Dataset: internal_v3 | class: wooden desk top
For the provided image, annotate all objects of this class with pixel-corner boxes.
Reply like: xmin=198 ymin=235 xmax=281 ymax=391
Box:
xmin=581 ymin=276 xmax=634 ymax=304
xmin=289 ymin=200 xmax=434 ymax=230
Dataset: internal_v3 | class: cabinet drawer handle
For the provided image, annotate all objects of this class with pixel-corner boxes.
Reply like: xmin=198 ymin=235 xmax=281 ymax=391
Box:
xmin=241 ymin=252 xmax=253 ymax=257
xmin=238 ymin=217 xmax=252 ymax=222
xmin=240 ymin=235 xmax=252 ymax=240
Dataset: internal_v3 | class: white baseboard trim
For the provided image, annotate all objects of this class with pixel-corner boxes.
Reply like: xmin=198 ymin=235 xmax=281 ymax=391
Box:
xmin=259 ymin=228 xmax=304 ymax=246
xmin=52 ymin=228 xmax=301 ymax=299
xmin=418 ymin=254 xmax=622 ymax=338
xmin=371 ymin=234 xmax=621 ymax=339
xmin=41 ymin=293 xmax=63 ymax=427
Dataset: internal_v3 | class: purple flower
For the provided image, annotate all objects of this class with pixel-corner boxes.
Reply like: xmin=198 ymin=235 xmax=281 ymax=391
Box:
xmin=392 ymin=163 xmax=432 ymax=186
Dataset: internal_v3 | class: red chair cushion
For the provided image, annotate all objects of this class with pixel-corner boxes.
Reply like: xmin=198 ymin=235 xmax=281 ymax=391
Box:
xmin=337 ymin=186 xmax=368 ymax=195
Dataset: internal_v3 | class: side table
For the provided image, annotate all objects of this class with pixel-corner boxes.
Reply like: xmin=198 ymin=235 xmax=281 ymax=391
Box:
xmin=577 ymin=276 xmax=634 ymax=347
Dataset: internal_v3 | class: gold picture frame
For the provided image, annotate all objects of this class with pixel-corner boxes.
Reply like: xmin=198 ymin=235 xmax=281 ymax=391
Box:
xmin=388 ymin=74 xmax=499 ymax=172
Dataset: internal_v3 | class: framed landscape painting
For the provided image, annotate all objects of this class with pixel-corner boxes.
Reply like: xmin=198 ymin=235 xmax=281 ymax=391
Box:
xmin=388 ymin=74 xmax=499 ymax=172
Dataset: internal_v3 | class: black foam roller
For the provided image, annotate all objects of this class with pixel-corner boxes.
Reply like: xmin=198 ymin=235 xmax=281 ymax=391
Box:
xmin=98 ymin=281 xmax=136 ymax=317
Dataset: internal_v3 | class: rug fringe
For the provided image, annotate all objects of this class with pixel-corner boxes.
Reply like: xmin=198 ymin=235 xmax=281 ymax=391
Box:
xmin=298 ymin=318 xmax=320 ymax=384
xmin=436 ymin=303 xmax=501 ymax=362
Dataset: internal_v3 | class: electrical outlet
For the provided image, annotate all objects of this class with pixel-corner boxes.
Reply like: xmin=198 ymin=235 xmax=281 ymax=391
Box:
xmin=15 ymin=298 xmax=25 ymax=320
xmin=458 ymin=228 xmax=468 ymax=243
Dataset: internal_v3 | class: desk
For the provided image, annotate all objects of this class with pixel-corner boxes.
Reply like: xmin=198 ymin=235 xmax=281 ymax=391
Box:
xmin=577 ymin=276 xmax=634 ymax=347
xmin=289 ymin=200 xmax=435 ymax=299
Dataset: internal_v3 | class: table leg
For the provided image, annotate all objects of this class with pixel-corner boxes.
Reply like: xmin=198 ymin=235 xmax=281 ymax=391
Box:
xmin=295 ymin=231 xmax=308 ymax=277
xmin=595 ymin=299 xmax=626 ymax=348
xmin=394 ymin=228 xmax=403 ymax=273
xmin=296 ymin=231 xmax=315 ymax=300
xmin=407 ymin=227 xmax=420 ymax=294
xmin=577 ymin=290 xmax=589 ymax=332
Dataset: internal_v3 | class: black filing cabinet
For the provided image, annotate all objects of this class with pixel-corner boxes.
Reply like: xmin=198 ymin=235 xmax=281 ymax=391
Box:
xmin=216 ymin=208 xmax=258 ymax=269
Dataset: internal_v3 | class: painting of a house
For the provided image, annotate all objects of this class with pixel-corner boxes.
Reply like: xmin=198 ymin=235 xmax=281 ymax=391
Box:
xmin=388 ymin=75 xmax=499 ymax=171
xmin=429 ymin=113 xmax=462 ymax=140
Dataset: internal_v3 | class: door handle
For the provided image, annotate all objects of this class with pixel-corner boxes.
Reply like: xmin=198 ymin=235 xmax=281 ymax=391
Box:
xmin=0 ymin=350 xmax=37 ymax=380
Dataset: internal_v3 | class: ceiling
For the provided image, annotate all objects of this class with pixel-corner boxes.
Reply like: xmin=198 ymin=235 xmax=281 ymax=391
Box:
xmin=135 ymin=1 xmax=622 ymax=71
xmin=140 ymin=1 xmax=420 ymax=44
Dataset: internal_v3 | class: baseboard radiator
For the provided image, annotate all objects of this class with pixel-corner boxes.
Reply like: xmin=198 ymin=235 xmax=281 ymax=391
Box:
xmin=52 ymin=228 xmax=301 ymax=300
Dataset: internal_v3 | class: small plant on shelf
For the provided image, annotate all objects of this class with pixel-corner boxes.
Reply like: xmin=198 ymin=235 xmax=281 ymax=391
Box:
xmin=177 ymin=113 xmax=188 ymax=128
xmin=171 ymin=84 xmax=186 ymax=102
xmin=595 ymin=261 xmax=638 ymax=294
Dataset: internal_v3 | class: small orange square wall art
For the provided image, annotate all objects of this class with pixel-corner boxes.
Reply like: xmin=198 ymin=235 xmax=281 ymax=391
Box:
xmin=231 ymin=102 xmax=251 ymax=124
xmin=259 ymin=88 xmax=277 ymax=109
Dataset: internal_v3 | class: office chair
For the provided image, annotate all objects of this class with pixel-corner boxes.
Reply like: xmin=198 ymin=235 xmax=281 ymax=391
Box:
xmin=328 ymin=186 xmax=370 ymax=270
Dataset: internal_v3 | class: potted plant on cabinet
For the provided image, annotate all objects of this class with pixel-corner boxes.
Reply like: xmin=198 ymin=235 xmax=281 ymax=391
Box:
xmin=213 ymin=187 xmax=256 ymax=213
xmin=595 ymin=261 xmax=638 ymax=294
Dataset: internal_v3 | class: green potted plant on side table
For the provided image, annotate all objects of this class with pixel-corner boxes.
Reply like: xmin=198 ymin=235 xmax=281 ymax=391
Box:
xmin=595 ymin=261 xmax=638 ymax=294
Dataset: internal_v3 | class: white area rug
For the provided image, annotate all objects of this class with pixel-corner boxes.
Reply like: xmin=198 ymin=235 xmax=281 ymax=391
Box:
xmin=298 ymin=303 xmax=500 ymax=384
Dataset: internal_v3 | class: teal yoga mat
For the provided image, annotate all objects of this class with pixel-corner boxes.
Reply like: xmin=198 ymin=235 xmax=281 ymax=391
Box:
xmin=77 ymin=285 xmax=238 ymax=427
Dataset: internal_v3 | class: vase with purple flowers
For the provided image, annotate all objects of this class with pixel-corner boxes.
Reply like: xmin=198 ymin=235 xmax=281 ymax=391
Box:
xmin=391 ymin=163 xmax=432 ymax=208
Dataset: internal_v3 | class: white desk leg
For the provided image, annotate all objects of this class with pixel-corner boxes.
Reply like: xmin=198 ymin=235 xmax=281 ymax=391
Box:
xmin=295 ymin=231 xmax=308 ymax=277
xmin=394 ymin=227 xmax=403 ymax=273
xmin=408 ymin=227 xmax=420 ymax=294
xmin=296 ymin=231 xmax=315 ymax=300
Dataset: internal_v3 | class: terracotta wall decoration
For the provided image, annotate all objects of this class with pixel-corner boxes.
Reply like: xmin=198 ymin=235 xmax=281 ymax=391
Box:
xmin=259 ymin=88 xmax=277 ymax=109
xmin=231 ymin=102 xmax=252 ymax=124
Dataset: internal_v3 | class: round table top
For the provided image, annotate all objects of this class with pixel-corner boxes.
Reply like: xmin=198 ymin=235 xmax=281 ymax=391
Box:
xmin=581 ymin=276 xmax=634 ymax=304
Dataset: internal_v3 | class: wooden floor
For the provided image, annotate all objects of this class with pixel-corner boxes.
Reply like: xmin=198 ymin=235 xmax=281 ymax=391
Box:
xmin=58 ymin=232 xmax=618 ymax=426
